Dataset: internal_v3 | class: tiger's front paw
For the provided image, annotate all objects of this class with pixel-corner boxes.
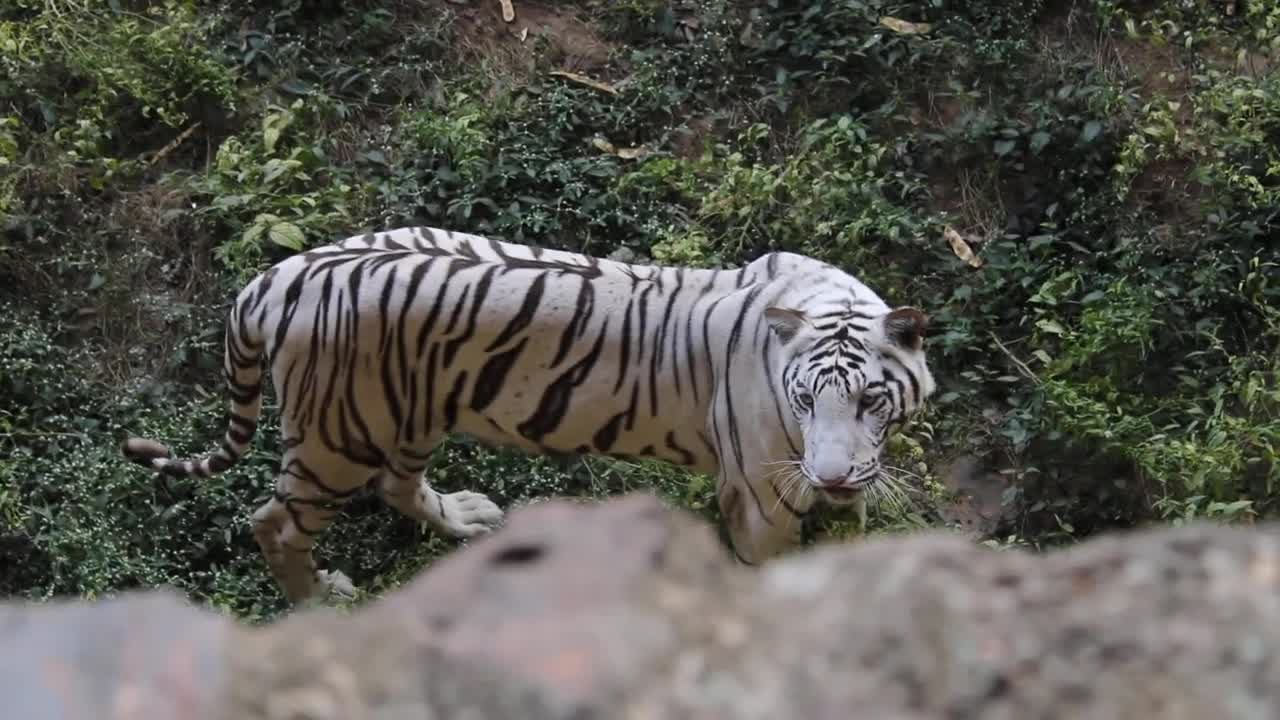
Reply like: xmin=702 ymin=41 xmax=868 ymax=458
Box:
xmin=439 ymin=490 xmax=505 ymax=539
xmin=317 ymin=569 xmax=357 ymax=602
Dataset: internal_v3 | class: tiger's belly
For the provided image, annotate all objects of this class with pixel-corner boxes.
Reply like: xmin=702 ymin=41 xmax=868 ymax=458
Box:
xmin=449 ymin=401 xmax=715 ymax=473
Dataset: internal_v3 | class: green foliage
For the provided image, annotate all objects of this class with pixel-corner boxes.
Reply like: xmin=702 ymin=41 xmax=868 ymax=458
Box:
xmin=184 ymin=98 xmax=373 ymax=281
xmin=1 ymin=0 xmax=236 ymax=167
xmin=2 ymin=0 xmax=1277 ymax=616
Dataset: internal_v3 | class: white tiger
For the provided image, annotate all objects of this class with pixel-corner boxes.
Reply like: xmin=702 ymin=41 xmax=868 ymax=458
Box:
xmin=122 ymin=226 xmax=935 ymax=604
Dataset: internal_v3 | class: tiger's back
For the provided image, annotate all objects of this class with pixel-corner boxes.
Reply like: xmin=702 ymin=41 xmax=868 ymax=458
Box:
xmin=241 ymin=226 xmax=765 ymax=472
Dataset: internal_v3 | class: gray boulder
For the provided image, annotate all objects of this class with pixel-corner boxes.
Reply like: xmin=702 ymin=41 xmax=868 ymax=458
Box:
xmin=2 ymin=493 xmax=1278 ymax=719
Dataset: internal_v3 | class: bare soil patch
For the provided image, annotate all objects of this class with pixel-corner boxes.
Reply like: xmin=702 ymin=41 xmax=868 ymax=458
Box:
xmin=442 ymin=0 xmax=615 ymax=81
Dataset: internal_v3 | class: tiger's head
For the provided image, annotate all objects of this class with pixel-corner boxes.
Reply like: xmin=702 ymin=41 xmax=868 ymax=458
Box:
xmin=765 ymin=304 xmax=935 ymax=505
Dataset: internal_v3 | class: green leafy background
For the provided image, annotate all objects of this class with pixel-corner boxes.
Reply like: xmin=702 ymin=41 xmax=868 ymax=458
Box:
xmin=1 ymin=0 xmax=1276 ymax=620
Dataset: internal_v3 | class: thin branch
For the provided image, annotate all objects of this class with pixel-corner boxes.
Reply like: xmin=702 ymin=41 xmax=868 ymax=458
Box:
xmin=990 ymin=333 xmax=1041 ymax=384
xmin=146 ymin=122 xmax=202 ymax=167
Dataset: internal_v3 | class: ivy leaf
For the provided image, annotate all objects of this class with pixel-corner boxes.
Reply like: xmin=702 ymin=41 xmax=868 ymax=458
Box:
xmin=1036 ymin=319 xmax=1066 ymax=336
xmin=1028 ymin=234 xmax=1055 ymax=251
xmin=262 ymin=159 xmax=300 ymax=184
xmin=1081 ymin=120 xmax=1102 ymax=143
xmin=264 ymin=125 xmax=282 ymax=154
xmin=279 ymin=80 xmax=311 ymax=96
xmin=994 ymin=139 xmax=1016 ymax=156
xmin=268 ymin=222 xmax=305 ymax=251
xmin=1030 ymin=131 xmax=1051 ymax=153
xmin=242 ymin=223 xmax=265 ymax=245
xmin=213 ymin=194 xmax=251 ymax=209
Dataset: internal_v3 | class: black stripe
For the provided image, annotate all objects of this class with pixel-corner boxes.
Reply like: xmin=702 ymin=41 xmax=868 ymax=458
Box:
xmin=470 ymin=338 xmax=529 ymax=412
xmin=378 ymin=265 xmax=405 ymax=434
xmin=486 ymin=271 xmax=547 ymax=351
xmin=741 ymin=475 xmax=776 ymax=527
xmin=552 ymin=280 xmax=593 ymax=367
xmin=398 ymin=259 xmax=433 ymax=441
xmin=340 ymin=265 xmax=381 ymax=465
xmin=721 ymin=285 xmax=765 ymax=477
xmin=664 ymin=431 xmax=695 ymax=466
xmin=444 ymin=265 xmax=498 ymax=368
xmin=518 ymin=318 xmax=611 ymax=443
xmin=593 ymin=382 xmax=639 ymax=453
xmin=442 ymin=282 xmax=471 ymax=337
xmin=443 ymin=370 xmax=468 ymax=431
xmin=762 ymin=333 xmax=801 ymax=456
xmin=285 ymin=459 xmax=361 ymax=499
xmin=654 ymin=268 xmax=682 ymax=378
xmin=614 ymin=296 xmax=634 ymax=393
xmin=422 ymin=344 xmax=440 ymax=436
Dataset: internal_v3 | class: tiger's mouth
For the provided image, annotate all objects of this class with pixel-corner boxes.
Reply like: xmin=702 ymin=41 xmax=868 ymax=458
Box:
xmin=819 ymin=478 xmax=870 ymax=505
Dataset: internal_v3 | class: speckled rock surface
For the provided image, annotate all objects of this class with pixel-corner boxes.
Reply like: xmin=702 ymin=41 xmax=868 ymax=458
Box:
xmin=4 ymin=492 xmax=1280 ymax=719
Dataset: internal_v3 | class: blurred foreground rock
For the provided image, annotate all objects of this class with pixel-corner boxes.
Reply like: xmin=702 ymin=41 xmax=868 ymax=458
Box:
xmin=4 ymin=492 xmax=1280 ymax=719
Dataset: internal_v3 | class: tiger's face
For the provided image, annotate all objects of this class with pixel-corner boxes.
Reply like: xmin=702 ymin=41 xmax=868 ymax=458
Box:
xmin=765 ymin=305 xmax=935 ymax=506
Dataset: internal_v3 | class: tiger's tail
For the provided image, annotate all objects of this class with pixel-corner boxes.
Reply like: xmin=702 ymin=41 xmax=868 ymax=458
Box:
xmin=122 ymin=295 xmax=265 ymax=478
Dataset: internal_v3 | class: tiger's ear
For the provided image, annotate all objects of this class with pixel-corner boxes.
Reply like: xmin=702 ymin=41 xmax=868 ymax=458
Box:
xmin=765 ymin=307 xmax=809 ymax=344
xmin=883 ymin=307 xmax=929 ymax=351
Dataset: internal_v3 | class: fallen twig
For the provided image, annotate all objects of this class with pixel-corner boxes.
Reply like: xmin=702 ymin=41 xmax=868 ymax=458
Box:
xmin=549 ymin=70 xmax=619 ymax=95
xmin=990 ymin=333 xmax=1040 ymax=384
xmin=147 ymin=122 xmax=202 ymax=167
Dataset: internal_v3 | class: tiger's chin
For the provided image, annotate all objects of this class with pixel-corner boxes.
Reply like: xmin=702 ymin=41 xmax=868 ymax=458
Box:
xmin=818 ymin=484 xmax=867 ymax=506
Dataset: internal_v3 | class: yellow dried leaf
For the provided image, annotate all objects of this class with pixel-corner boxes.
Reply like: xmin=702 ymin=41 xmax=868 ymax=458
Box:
xmin=879 ymin=16 xmax=932 ymax=35
xmin=615 ymin=146 xmax=650 ymax=160
xmin=590 ymin=137 xmax=650 ymax=160
xmin=944 ymin=226 xmax=983 ymax=268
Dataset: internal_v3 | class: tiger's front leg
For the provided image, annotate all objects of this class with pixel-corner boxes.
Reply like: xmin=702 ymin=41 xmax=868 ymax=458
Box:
xmin=715 ymin=474 xmax=807 ymax=566
xmin=375 ymin=463 xmax=505 ymax=539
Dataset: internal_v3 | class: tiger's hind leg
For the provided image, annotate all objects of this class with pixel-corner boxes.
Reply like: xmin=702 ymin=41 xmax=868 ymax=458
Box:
xmin=250 ymin=451 xmax=369 ymax=605
xmin=375 ymin=449 xmax=505 ymax=539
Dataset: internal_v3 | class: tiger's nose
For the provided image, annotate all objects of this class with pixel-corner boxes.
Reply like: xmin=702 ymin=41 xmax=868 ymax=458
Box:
xmin=816 ymin=472 xmax=850 ymax=487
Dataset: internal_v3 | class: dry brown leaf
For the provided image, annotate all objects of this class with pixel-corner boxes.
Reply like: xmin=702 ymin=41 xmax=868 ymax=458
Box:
xmin=591 ymin=137 xmax=649 ymax=160
xmin=944 ymin=226 xmax=983 ymax=268
xmin=879 ymin=16 xmax=932 ymax=35
xmin=499 ymin=0 xmax=515 ymax=23
xmin=615 ymin=146 xmax=650 ymax=160
xmin=519 ymin=26 xmax=528 ymax=42
xmin=549 ymin=70 xmax=619 ymax=95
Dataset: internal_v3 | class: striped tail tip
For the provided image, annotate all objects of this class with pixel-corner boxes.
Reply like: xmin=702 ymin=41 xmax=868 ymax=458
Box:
xmin=121 ymin=437 xmax=173 ymax=469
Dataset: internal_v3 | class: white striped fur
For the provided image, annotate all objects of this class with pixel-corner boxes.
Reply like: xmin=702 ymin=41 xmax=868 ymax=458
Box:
xmin=123 ymin=226 xmax=935 ymax=603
